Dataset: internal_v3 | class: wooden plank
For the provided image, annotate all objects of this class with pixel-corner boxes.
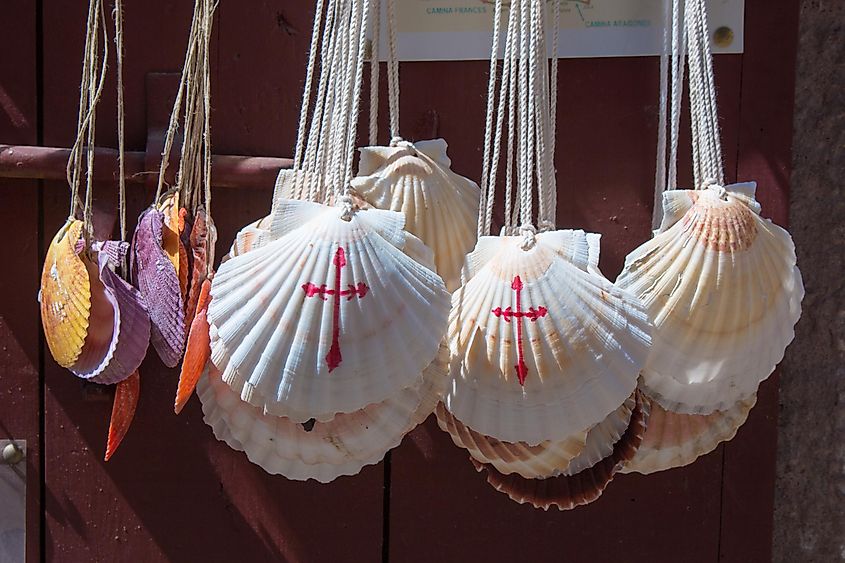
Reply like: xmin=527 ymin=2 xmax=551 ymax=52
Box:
xmin=719 ymin=0 xmax=801 ymax=561
xmin=389 ymin=54 xmax=745 ymax=562
xmin=40 ymin=2 xmax=383 ymax=561
xmin=0 ymin=1 xmax=40 ymax=561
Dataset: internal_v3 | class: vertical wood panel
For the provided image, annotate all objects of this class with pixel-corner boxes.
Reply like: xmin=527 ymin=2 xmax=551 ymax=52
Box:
xmin=0 ymin=1 xmax=40 ymax=561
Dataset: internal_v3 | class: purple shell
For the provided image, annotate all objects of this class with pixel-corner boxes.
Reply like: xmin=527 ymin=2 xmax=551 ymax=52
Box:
xmin=131 ymin=207 xmax=185 ymax=367
xmin=70 ymin=241 xmax=151 ymax=384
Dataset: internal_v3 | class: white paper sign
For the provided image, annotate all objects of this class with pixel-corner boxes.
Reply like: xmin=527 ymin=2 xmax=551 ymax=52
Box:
xmin=387 ymin=0 xmax=744 ymax=60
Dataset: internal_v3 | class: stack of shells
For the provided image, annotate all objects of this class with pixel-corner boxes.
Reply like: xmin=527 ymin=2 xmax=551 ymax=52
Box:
xmin=196 ymin=194 xmax=454 ymax=482
xmin=618 ymin=182 xmax=803 ymax=475
xmin=131 ymin=191 xmax=216 ymax=373
xmin=196 ymin=131 xmax=480 ymax=482
xmin=439 ymin=228 xmax=653 ymax=509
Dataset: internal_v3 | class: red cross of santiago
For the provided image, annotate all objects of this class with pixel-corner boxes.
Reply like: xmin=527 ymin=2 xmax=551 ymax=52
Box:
xmin=491 ymin=275 xmax=548 ymax=386
xmin=302 ymin=247 xmax=369 ymax=372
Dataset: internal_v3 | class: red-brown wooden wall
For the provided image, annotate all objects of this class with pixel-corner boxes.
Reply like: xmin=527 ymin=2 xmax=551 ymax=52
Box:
xmin=0 ymin=1 xmax=798 ymax=561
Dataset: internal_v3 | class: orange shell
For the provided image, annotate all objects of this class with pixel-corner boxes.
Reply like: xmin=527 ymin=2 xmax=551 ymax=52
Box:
xmin=622 ymin=393 xmax=756 ymax=475
xmin=158 ymin=192 xmax=181 ymax=273
xmin=178 ymin=237 xmax=190 ymax=299
xmin=435 ymin=402 xmax=587 ymax=479
xmin=105 ymin=369 xmax=140 ymax=461
xmin=40 ymin=220 xmax=91 ymax=367
xmin=472 ymin=391 xmax=649 ymax=511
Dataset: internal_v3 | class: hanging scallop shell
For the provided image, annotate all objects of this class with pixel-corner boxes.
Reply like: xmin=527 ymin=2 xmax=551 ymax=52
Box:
xmin=616 ymin=182 xmax=804 ymax=414
xmin=435 ymin=403 xmax=588 ymax=479
xmin=158 ymin=191 xmax=182 ymax=274
xmin=350 ymin=139 xmax=481 ymax=291
xmin=200 ymin=343 xmax=447 ymax=482
xmin=446 ymin=230 xmax=652 ymax=445
xmin=69 ymin=241 xmax=150 ymax=385
xmin=131 ymin=206 xmax=185 ymax=368
xmin=622 ymin=393 xmax=756 ymax=475
xmin=185 ymin=208 xmax=217 ymax=325
xmin=208 ymin=198 xmax=450 ymax=420
xmin=472 ymin=391 xmax=649 ymax=510
xmin=40 ymin=220 xmax=91 ymax=368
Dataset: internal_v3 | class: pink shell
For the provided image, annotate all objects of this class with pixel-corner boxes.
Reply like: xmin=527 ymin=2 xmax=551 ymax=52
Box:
xmin=70 ymin=241 xmax=151 ymax=385
xmin=131 ymin=207 xmax=185 ymax=367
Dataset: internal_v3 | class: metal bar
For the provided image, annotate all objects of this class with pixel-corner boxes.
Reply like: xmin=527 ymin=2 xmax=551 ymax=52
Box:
xmin=0 ymin=144 xmax=292 ymax=189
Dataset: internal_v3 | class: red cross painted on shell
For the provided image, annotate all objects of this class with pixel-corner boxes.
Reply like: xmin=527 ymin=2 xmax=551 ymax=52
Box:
xmin=491 ymin=275 xmax=548 ymax=385
xmin=301 ymin=247 xmax=369 ymax=372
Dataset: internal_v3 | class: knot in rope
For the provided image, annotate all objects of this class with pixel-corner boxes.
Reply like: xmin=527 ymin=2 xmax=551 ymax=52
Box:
xmin=339 ymin=191 xmax=357 ymax=221
xmin=518 ymin=224 xmax=537 ymax=250
xmin=389 ymin=136 xmax=416 ymax=152
xmin=703 ymin=178 xmax=727 ymax=199
xmin=537 ymin=219 xmax=555 ymax=233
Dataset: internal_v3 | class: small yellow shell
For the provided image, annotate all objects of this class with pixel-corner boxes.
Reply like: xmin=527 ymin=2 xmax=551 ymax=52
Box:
xmin=40 ymin=220 xmax=91 ymax=367
xmin=158 ymin=191 xmax=181 ymax=273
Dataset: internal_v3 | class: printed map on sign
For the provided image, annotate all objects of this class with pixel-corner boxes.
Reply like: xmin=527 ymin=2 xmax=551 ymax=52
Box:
xmin=389 ymin=0 xmax=744 ymax=60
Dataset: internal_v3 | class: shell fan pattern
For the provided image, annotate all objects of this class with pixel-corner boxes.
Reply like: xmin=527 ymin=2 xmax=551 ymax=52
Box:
xmin=131 ymin=205 xmax=186 ymax=368
xmin=616 ymin=183 xmax=803 ymax=415
xmin=198 ymin=197 xmax=451 ymax=481
xmin=351 ymin=139 xmax=481 ymax=292
xmin=446 ymin=230 xmax=652 ymax=445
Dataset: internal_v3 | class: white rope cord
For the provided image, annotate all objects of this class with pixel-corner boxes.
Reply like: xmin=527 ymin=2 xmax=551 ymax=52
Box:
xmin=504 ymin=10 xmax=519 ymax=233
xmin=289 ymin=0 xmax=370 ymax=205
xmin=491 ymin=0 xmax=519 ymax=236
xmin=368 ymin=0 xmax=380 ymax=145
xmin=521 ymin=0 xmax=537 ymax=230
xmin=691 ymin=0 xmax=723 ymax=185
xmin=385 ymin=0 xmax=400 ymax=141
xmin=479 ymin=0 xmax=555 ymax=239
xmin=517 ymin=0 xmax=530 ymax=228
xmin=310 ymin=0 xmax=348 ymax=200
xmin=341 ymin=0 xmax=371 ymax=192
xmin=652 ymin=0 xmax=672 ymax=229
xmin=294 ymin=0 xmax=326 ymax=171
xmin=301 ymin=0 xmax=340 ymax=201
xmin=478 ymin=0 xmax=503 ymax=238
xmin=541 ymin=0 xmax=560 ymax=231
xmin=685 ymin=0 xmax=703 ymax=189
xmin=323 ymin=0 xmax=354 ymax=197
xmin=498 ymin=4 xmax=519 ymax=234
xmin=666 ymin=0 xmax=685 ymax=194
xmin=324 ymin=0 xmax=359 ymax=199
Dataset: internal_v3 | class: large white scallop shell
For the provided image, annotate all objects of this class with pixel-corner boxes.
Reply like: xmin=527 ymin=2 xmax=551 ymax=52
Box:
xmin=616 ymin=182 xmax=804 ymax=414
xmin=350 ymin=139 xmax=481 ymax=291
xmin=435 ymin=403 xmax=588 ymax=479
xmin=446 ymin=231 xmax=652 ymax=445
xmin=622 ymin=393 xmax=756 ymax=475
xmin=199 ymin=343 xmax=448 ymax=482
xmin=208 ymin=199 xmax=450 ymax=421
